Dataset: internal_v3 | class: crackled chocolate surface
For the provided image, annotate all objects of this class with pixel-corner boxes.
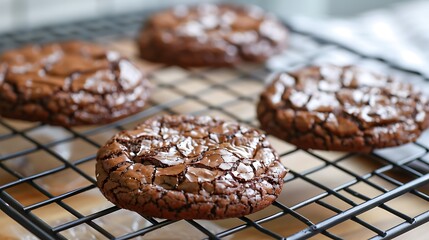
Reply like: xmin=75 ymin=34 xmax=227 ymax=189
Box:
xmin=96 ymin=115 xmax=287 ymax=220
xmin=257 ymin=65 xmax=429 ymax=152
xmin=138 ymin=4 xmax=288 ymax=67
xmin=0 ymin=41 xmax=151 ymax=126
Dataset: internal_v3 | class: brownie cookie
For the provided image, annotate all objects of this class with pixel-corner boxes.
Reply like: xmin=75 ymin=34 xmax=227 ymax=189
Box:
xmin=257 ymin=65 xmax=429 ymax=152
xmin=96 ymin=115 xmax=287 ymax=220
xmin=0 ymin=41 xmax=151 ymax=127
xmin=138 ymin=4 xmax=288 ymax=67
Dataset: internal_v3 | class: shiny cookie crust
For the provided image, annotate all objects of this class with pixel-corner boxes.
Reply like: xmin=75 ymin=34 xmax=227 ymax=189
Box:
xmin=257 ymin=65 xmax=429 ymax=152
xmin=96 ymin=115 xmax=287 ymax=220
xmin=0 ymin=41 xmax=152 ymax=126
xmin=138 ymin=4 xmax=288 ymax=67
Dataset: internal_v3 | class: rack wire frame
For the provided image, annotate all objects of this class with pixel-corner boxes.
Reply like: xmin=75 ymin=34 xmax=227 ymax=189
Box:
xmin=0 ymin=8 xmax=428 ymax=240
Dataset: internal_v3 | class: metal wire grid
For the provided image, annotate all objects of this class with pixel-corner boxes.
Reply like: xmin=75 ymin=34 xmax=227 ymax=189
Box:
xmin=0 ymin=9 xmax=428 ymax=240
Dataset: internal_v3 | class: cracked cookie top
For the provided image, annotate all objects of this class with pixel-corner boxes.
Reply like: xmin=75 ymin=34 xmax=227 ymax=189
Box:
xmin=138 ymin=4 xmax=288 ymax=66
xmin=97 ymin=115 xmax=286 ymax=193
xmin=0 ymin=41 xmax=143 ymax=96
xmin=0 ymin=41 xmax=151 ymax=126
xmin=258 ymin=65 xmax=429 ymax=152
xmin=96 ymin=115 xmax=287 ymax=219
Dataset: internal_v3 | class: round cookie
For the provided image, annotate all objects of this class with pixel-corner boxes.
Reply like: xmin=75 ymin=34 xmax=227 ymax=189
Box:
xmin=0 ymin=41 xmax=152 ymax=127
xmin=96 ymin=115 xmax=287 ymax=220
xmin=257 ymin=65 xmax=429 ymax=152
xmin=138 ymin=4 xmax=288 ymax=67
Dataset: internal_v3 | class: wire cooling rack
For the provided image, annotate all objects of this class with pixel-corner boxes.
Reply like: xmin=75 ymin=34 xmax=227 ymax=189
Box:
xmin=0 ymin=8 xmax=429 ymax=240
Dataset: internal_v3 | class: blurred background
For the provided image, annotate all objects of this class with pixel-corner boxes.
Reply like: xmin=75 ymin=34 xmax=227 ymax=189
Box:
xmin=0 ymin=0 xmax=428 ymax=76
xmin=0 ymin=0 xmax=409 ymax=33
